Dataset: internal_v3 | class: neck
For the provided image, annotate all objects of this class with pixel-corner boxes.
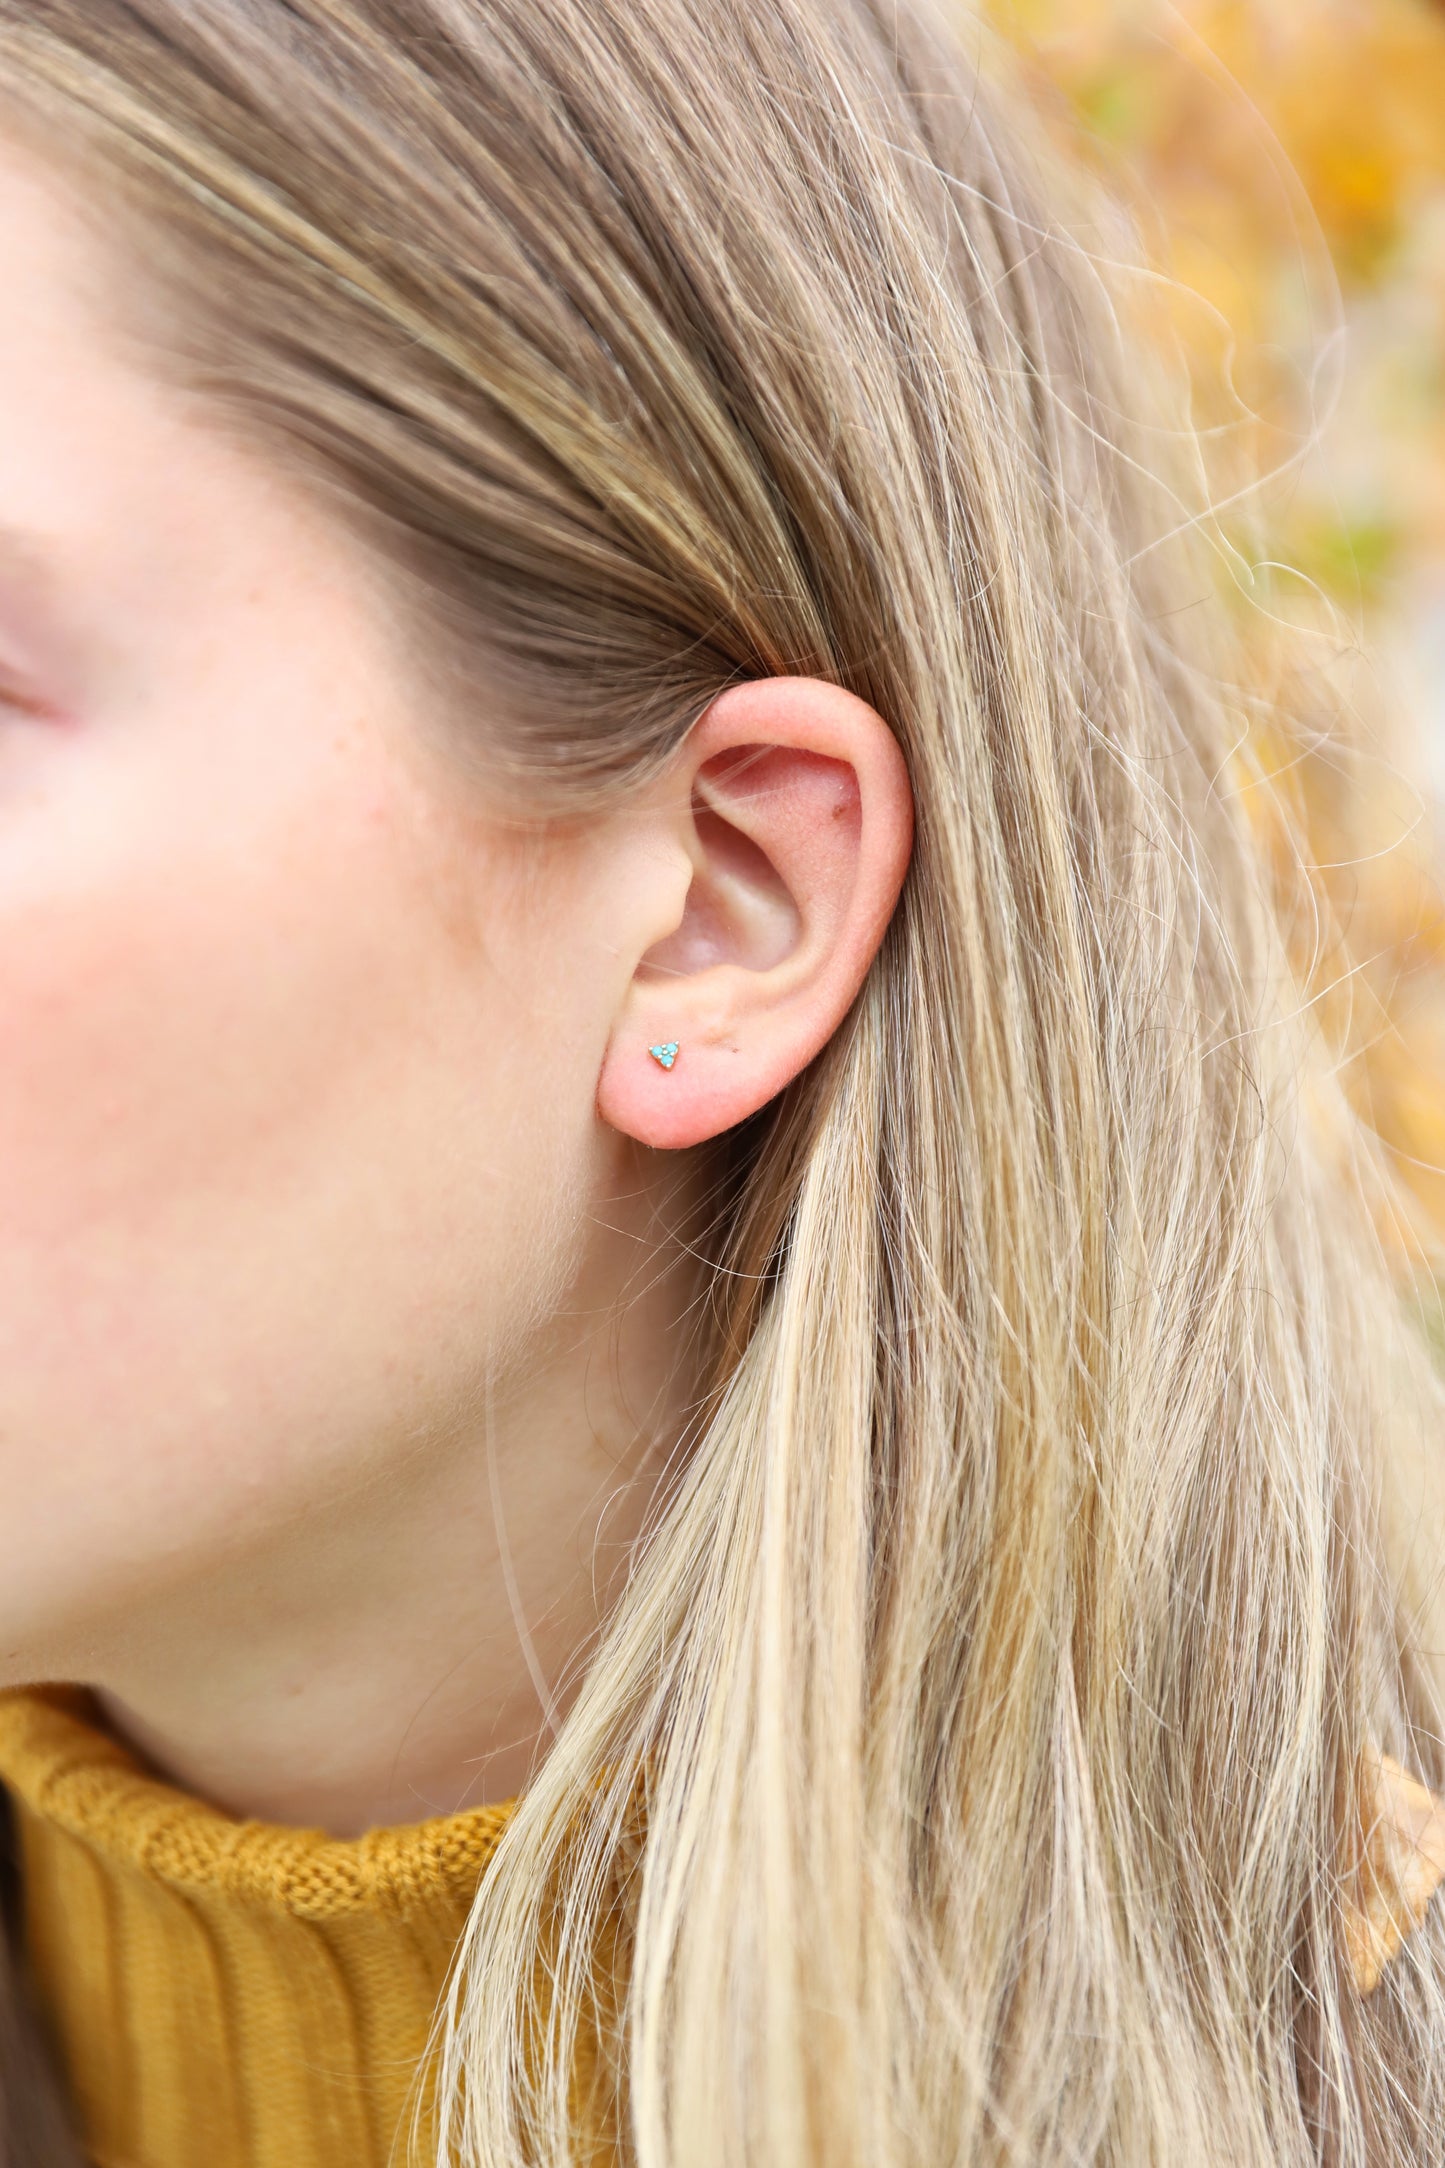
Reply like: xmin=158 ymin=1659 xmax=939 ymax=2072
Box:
xmin=74 ymin=1151 xmax=709 ymax=1837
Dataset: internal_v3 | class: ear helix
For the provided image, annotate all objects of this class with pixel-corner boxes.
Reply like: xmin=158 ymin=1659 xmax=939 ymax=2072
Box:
xmin=648 ymin=1040 xmax=680 ymax=1071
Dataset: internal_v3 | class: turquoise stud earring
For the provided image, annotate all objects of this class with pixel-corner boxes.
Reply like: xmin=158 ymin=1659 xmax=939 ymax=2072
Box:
xmin=648 ymin=1040 xmax=680 ymax=1071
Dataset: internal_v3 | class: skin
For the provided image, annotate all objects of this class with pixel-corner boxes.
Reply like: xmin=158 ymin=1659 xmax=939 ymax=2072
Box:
xmin=0 ymin=130 xmax=915 ymax=1835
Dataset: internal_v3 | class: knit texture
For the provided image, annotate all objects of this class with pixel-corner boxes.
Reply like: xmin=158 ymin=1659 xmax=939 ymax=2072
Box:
xmin=0 ymin=1685 xmax=521 ymax=2168
xmin=2 ymin=1682 xmax=1440 ymax=2165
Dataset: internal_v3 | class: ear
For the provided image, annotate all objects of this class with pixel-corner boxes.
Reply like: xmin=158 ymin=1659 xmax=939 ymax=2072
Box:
xmin=596 ymin=676 xmax=914 ymax=1150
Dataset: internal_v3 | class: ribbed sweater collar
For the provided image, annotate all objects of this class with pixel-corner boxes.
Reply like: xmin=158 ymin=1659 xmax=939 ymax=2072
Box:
xmin=0 ymin=1685 xmax=518 ymax=2168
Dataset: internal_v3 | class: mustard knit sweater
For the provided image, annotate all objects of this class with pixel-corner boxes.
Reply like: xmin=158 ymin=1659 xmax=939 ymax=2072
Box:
xmin=0 ymin=1685 xmax=529 ymax=2168
xmin=4 ymin=1683 xmax=1445 ymax=2168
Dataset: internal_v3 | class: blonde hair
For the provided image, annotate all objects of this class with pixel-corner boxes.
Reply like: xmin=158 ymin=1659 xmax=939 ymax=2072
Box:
xmin=2 ymin=0 xmax=1444 ymax=2161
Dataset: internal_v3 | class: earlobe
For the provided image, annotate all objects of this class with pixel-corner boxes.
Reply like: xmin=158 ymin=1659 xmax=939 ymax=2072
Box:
xmin=596 ymin=676 xmax=913 ymax=1152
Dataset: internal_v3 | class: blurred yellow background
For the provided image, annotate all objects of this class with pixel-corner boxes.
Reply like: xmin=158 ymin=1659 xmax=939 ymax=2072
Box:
xmin=988 ymin=0 xmax=1445 ymax=1339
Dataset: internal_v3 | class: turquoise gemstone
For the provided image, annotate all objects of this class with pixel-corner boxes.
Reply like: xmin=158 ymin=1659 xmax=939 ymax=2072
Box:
xmin=649 ymin=1041 xmax=679 ymax=1069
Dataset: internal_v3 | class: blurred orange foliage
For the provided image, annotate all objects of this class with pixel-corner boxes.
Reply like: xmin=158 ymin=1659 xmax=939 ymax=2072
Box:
xmin=986 ymin=0 xmax=1445 ymax=1321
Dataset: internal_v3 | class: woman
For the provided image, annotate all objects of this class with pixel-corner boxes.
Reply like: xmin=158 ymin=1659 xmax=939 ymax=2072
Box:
xmin=0 ymin=0 xmax=1442 ymax=2161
